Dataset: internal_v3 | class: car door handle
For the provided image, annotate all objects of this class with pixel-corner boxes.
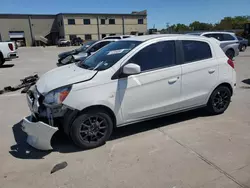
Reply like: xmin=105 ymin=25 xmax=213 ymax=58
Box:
xmin=208 ymin=69 xmax=215 ymax=74
xmin=168 ymin=77 xmax=179 ymax=84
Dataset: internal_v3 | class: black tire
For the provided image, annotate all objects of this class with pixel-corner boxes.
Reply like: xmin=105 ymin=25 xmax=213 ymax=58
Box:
xmin=226 ymin=49 xmax=235 ymax=60
xmin=0 ymin=53 xmax=5 ymax=66
xmin=206 ymin=86 xmax=232 ymax=115
xmin=241 ymin=45 xmax=247 ymax=52
xmin=70 ymin=109 xmax=113 ymax=149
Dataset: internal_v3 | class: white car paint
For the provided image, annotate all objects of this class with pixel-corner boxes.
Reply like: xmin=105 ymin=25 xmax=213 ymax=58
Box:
xmin=0 ymin=41 xmax=18 ymax=60
xmin=22 ymin=116 xmax=58 ymax=150
xmin=36 ymin=63 xmax=97 ymax=94
xmin=22 ymin=34 xmax=236 ymax=150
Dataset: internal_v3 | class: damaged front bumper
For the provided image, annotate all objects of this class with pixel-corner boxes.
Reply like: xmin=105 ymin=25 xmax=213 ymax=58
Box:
xmin=22 ymin=86 xmax=68 ymax=150
xmin=22 ymin=116 xmax=58 ymax=150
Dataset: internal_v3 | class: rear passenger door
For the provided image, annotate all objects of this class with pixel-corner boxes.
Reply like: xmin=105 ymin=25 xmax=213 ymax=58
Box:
xmin=180 ymin=39 xmax=218 ymax=109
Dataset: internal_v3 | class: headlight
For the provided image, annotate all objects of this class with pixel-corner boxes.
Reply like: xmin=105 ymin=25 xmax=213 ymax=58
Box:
xmin=61 ymin=55 xmax=73 ymax=64
xmin=43 ymin=86 xmax=72 ymax=105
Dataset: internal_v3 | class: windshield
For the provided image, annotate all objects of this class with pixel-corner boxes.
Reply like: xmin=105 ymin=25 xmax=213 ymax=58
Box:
xmin=78 ymin=41 xmax=142 ymax=71
xmin=75 ymin=41 xmax=96 ymax=53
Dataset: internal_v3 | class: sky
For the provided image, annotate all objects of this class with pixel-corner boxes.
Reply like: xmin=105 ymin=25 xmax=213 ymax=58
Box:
xmin=1 ymin=0 xmax=250 ymax=29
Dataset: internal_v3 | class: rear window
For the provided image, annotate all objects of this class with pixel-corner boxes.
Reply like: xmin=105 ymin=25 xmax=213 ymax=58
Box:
xmin=204 ymin=33 xmax=223 ymax=41
xmin=182 ymin=40 xmax=212 ymax=63
xmin=223 ymin=34 xmax=235 ymax=41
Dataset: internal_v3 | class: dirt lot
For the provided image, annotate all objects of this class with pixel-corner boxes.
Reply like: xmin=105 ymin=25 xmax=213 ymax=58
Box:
xmin=0 ymin=46 xmax=250 ymax=188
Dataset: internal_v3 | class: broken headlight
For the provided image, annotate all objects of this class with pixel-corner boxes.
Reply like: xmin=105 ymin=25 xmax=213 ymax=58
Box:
xmin=43 ymin=86 xmax=72 ymax=106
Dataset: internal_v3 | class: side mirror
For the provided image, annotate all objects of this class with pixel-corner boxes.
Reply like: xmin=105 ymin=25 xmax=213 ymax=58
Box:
xmin=122 ymin=63 xmax=141 ymax=75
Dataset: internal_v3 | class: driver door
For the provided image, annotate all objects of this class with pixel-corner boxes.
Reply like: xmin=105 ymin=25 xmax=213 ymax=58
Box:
xmin=118 ymin=40 xmax=182 ymax=122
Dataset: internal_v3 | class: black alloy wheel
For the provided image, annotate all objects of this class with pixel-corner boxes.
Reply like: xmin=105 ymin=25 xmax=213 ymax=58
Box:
xmin=70 ymin=109 xmax=113 ymax=149
xmin=207 ymin=86 xmax=231 ymax=115
xmin=79 ymin=116 xmax=107 ymax=142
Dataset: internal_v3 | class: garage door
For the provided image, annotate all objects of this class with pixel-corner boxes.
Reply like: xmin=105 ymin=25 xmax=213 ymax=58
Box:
xmin=9 ymin=31 xmax=25 ymax=39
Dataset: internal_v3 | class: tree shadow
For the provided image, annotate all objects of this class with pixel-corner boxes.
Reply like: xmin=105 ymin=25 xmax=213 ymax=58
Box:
xmin=0 ymin=64 xmax=14 ymax=68
xmin=242 ymin=79 xmax=250 ymax=85
xmin=10 ymin=109 xmax=209 ymax=159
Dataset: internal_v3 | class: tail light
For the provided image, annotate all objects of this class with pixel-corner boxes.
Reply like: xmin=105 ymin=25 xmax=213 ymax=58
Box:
xmin=227 ymin=59 xmax=234 ymax=69
xmin=8 ymin=43 xmax=13 ymax=51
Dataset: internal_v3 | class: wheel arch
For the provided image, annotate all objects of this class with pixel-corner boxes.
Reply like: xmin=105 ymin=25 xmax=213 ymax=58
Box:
xmin=63 ymin=105 xmax=117 ymax=135
xmin=80 ymin=105 xmax=117 ymax=127
xmin=206 ymin=82 xmax=233 ymax=104
xmin=217 ymin=83 xmax=233 ymax=96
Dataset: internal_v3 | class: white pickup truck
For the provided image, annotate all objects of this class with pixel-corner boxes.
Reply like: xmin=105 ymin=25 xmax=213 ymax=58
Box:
xmin=0 ymin=41 xmax=18 ymax=66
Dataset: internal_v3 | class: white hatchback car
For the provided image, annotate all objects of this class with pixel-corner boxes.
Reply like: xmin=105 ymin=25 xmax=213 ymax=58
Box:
xmin=22 ymin=34 xmax=236 ymax=150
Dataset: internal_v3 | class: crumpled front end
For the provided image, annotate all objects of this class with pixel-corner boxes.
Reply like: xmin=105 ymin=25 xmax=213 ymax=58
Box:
xmin=22 ymin=116 xmax=58 ymax=150
xmin=22 ymin=86 xmax=67 ymax=150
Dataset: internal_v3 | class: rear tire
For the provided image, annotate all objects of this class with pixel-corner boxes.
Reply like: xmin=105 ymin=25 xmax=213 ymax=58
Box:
xmin=206 ymin=86 xmax=232 ymax=115
xmin=70 ymin=109 xmax=113 ymax=149
xmin=0 ymin=53 xmax=5 ymax=66
xmin=226 ymin=49 xmax=235 ymax=60
xmin=241 ymin=45 xmax=246 ymax=52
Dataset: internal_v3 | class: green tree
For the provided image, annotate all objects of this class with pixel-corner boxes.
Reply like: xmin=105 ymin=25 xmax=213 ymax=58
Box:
xmin=214 ymin=16 xmax=249 ymax=30
xmin=189 ymin=21 xmax=213 ymax=31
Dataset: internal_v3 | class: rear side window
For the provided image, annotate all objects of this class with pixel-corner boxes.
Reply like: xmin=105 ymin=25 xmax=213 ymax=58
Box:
xmin=182 ymin=40 xmax=212 ymax=63
xmin=204 ymin=33 xmax=223 ymax=41
xmin=222 ymin=34 xmax=235 ymax=41
xmin=89 ymin=41 xmax=111 ymax=52
xmin=130 ymin=41 xmax=176 ymax=72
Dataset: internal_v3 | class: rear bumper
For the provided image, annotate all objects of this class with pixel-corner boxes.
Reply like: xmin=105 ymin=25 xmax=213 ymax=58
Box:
xmin=6 ymin=52 xmax=18 ymax=59
xmin=21 ymin=116 xmax=58 ymax=150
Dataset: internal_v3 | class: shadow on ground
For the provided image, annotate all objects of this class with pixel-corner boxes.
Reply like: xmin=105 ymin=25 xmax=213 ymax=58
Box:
xmin=242 ymin=79 xmax=250 ymax=85
xmin=0 ymin=64 xmax=14 ymax=68
xmin=10 ymin=109 xmax=209 ymax=159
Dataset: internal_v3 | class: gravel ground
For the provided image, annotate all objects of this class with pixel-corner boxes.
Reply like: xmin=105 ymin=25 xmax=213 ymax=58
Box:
xmin=0 ymin=46 xmax=250 ymax=188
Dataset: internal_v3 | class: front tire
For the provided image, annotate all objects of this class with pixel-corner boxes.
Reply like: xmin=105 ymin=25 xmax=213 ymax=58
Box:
xmin=70 ymin=109 xmax=113 ymax=149
xmin=206 ymin=86 xmax=232 ymax=115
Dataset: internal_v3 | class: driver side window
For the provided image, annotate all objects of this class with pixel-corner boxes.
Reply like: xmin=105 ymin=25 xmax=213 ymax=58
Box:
xmin=91 ymin=41 xmax=111 ymax=52
xmin=129 ymin=41 xmax=176 ymax=72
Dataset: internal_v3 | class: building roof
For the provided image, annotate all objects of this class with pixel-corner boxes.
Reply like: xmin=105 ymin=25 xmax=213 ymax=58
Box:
xmin=60 ymin=10 xmax=147 ymax=17
xmin=0 ymin=10 xmax=147 ymax=18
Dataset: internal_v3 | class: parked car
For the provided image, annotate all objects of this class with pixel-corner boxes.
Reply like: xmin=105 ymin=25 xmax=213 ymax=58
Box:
xmin=71 ymin=37 xmax=84 ymax=46
xmin=59 ymin=39 xmax=118 ymax=66
xmin=188 ymin=32 xmax=239 ymax=59
xmin=22 ymin=34 xmax=236 ymax=150
xmin=103 ymin=35 xmax=134 ymax=40
xmin=237 ymin=36 xmax=248 ymax=52
xmin=58 ymin=40 xmax=96 ymax=65
xmin=0 ymin=41 xmax=18 ymax=66
xmin=57 ymin=39 xmax=70 ymax=47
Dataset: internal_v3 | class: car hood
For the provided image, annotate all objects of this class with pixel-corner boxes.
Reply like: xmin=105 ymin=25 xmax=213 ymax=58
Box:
xmin=36 ymin=63 xmax=97 ymax=94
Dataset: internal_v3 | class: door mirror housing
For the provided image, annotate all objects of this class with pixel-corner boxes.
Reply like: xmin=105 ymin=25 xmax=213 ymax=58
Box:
xmin=122 ymin=63 xmax=141 ymax=75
